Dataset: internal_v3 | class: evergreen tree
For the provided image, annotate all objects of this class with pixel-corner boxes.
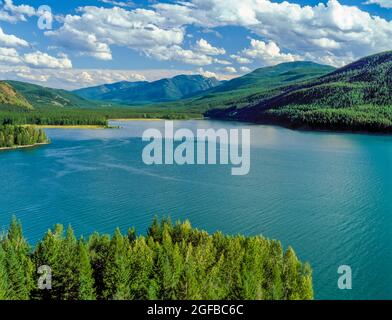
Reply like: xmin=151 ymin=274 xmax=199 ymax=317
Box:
xmin=0 ymin=245 xmax=9 ymax=300
xmin=77 ymin=240 xmax=96 ymax=300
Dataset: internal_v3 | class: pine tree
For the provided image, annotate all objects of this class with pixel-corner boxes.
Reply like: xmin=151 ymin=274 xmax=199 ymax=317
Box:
xmin=102 ymin=229 xmax=132 ymax=300
xmin=2 ymin=217 xmax=34 ymax=300
xmin=0 ymin=245 xmax=9 ymax=300
xmin=77 ymin=240 xmax=95 ymax=300
xmin=282 ymin=247 xmax=302 ymax=300
xmin=88 ymin=232 xmax=111 ymax=299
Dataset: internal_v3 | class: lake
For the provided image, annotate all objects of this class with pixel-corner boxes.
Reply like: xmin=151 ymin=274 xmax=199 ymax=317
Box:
xmin=0 ymin=120 xmax=391 ymax=300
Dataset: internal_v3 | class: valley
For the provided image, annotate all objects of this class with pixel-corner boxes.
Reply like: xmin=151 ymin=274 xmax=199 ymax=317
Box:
xmin=1 ymin=51 xmax=392 ymax=134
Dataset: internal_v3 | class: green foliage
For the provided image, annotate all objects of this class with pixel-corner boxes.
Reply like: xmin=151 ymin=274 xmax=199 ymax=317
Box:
xmin=1 ymin=217 xmax=34 ymax=300
xmin=0 ymin=108 xmax=201 ymax=127
xmin=0 ymin=217 xmax=314 ymax=300
xmin=264 ymin=105 xmax=392 ymax=132
xmin=0 ymin=125 xmax=48 ymax=148
xmin=208 ymin=51 xmax=392 ymax=132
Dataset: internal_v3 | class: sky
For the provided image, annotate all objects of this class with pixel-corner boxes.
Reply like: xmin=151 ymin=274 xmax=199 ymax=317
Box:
xmin=1 ymin=0 xmax=392 ymax=89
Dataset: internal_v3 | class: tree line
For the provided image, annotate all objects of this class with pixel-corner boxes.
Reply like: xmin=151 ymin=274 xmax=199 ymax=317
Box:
xmin=0 ymin=217 xmax=313 ymax=300
xmin=263 ymin=104 xmax=392 ymax=132
xmin=0 ymin=108 xmax=201 ymax=127
xmin=0 ymin=125 xmax=48 ymax=148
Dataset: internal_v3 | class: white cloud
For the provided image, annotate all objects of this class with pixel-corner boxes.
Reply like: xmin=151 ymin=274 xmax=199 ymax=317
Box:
xmin=154 ymin=0 xmax=392 ymax=67
xmin=16 ymin=72 xmax=50 ymax=82
xmin=145 ymin=45 xmax=215 ymax=65
xmin=45 ymin=6 xmax=184 ymax=61
xmin=194 ymin=38 xmax=225 ymax=55
xmin=364 ymin=0 xmax=392 ymax=8
xmin=214 ymin=59 xmax=231 ymax=65
xmin=241 ymin=39 xmax=300 ymax=65
xmin=239 ymin=66 xmax=251 ymax=73
xmin=99 ymin=0 xmax=135 ymax=8
xmin=196 ymin=67 xmax=218 ymax=78
xmin=0 ymin=47 xmax=21 ymax=64
xmin=0 ymin=65 xmax=148 ymax=89
xmin=0 ymin=27 xmax=28 ymax=47
xmin=23 ymin=51 xmax=72 ymax=69
xmin=0 ymin=0 xmax=35 ymax=23
xmin=46 ymin=24 xmax=113 ymax=61
xmin=222 ymin=66 xmax=237 ymax=73
xmin=196 ymin=67 xmax=236 ymax=80
xmin=230 ymin=54 xmax=252 ymax=64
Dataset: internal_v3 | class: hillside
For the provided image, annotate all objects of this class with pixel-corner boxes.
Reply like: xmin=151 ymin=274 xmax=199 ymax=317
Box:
xmin=211 ymin=61 xmax=335 ymax=94
xmin=160 ymin=61 xmax=335 ymax=112
xmin=73 ymin=75 xmax=222 ymax=104
xmin=72 ymin=81 xmax=148 ymax=101
xmin=207 ymin=51 xmax=392 ymax=132
xmin=0 ymin=82 xmax=33 ymax=110
xmin=5 ymin=80 xmax=107 ymax=109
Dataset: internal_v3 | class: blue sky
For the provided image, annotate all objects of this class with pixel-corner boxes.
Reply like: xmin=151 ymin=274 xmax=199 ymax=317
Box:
xmin=1 ymin=0 xmax=392 ymax=89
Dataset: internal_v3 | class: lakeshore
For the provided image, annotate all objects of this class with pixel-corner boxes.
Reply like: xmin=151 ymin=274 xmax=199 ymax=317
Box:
xmin=0 ymin=142 xmax=50 ymax=151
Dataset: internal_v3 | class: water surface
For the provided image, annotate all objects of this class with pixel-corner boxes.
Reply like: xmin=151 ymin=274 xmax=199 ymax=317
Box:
xmin=0 ymin=120 xmax=391 ymax=300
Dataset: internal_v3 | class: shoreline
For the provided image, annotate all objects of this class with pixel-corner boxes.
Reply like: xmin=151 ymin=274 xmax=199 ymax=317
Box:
xmin=27 ymin=124 xmax=106 ymax=129
xmin=0 ymin=142 xmax=50 ymax=151
xmin=110 ymin=118 xmax=164 ymax=122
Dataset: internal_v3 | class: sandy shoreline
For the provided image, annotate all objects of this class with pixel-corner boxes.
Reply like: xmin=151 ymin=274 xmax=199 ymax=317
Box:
xmin=0 ymin=142 xmax=50 ymax=151
xmin=110 ymin=118 xmax=164 ymax=122
xmin=27 ymin=125 xmax=106 ymax=129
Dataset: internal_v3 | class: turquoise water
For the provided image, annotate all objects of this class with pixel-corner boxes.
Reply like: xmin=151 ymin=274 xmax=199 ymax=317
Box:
xmin=0 ymin=120 xmax=391 ymax=300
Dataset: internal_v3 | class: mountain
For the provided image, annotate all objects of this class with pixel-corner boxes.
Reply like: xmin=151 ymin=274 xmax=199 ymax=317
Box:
xmin=163 ymin=61 xmax=335 ymax=112
xmin=72 ymin=81 xmax=148 ymax=101
xmin=0 ymin=81 xmax=33 ymax=110
xmin=210 ymin=61 xmax=335 ymax=94
xmin=207 ymin=51 xmax=392 ymax=132
xmin=5 ymin=80 xmax=105 ymax=109
xmin=73 ymin=75 xmax=222 ymax=104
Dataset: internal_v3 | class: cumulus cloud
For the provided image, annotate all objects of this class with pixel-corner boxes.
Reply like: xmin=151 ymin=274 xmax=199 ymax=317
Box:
xmin=99 ymin=0 xmax=135 ymax=8
xmin=0 ymin=0 xmax=35 ymax=23
xmin=239 ymin=66 xmax=251 ymax=73
xmin=196 ymin=67 xmax=236 ymax=80
xmin=0 ymin=27 xmax=28 ymax=47
xmin=154 ymin=0 xmax=392 ymax=66
xmin=0 ymin=47 xmax=21 ymax=64
xmin=364 ymin=0 xmax=392 ymax=8
xmin=222 ymin=66 xmax=237 ymax=73
xmin=45 ymin=6 xmax=184 ymax=61
xmin=0 ymin=65 xmax=149 ymax=89
xmin=196 ymin=67 xmax=218 ymax=78
xmin=240 ymin=39 xmax=300 ymax=66
xmin=194 ymin=38 xmax=225 ymax=55
xmin=230 ymin=54 xmax=252 ymax=64
xmin=46 ymin=25 xmax=113 ymax=61
xmin=23 ymin=51 xmax=72 ymax=69
xmin=145 ymin=45 xmax=215 ymax=65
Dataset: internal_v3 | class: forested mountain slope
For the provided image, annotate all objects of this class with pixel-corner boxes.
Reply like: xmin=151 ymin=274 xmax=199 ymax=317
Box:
xmin=207 ymin=51 xmax=392 ymax=132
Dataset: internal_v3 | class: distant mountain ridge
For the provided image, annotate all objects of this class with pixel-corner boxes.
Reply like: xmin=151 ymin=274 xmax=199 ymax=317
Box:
xmin=73 ymin=75 xmax=222 ymax=104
